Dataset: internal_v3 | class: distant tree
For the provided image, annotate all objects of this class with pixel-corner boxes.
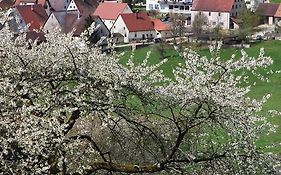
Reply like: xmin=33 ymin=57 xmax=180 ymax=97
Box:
xmin=169 ymin=13 xmax=189 ymax=52
xmin=237 ymin=6 xmax=261 ymax=42
xmin=154 ymin=40 xmax=167 ymax=59
xmin=192 ymin=13 xmax=208 ymax=38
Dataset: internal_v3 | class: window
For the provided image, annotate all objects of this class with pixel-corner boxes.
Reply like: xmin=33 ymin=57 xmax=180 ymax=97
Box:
xmin=150 ymin=34 xmax=153 ymax=37
xmin=209 ymin=12 xmax=211 ymax=16
xmin=180 ymin=6 xmax=184 ymax=10
xmin=174 ymin=5 xmax=179 ymax=8
xmin=123 ymin=27 xmax=125 ymax=30
xmin=149 ymin=4 xmax=153 ymax=9
xmin=135 ymin=33 xmax=137 ymax=37
xmin=236 ymin=4 xmax=238 ymax=8
xmin=220 ymin=22 xmax=224 ymax=25
xmin=155 ymin=4 xmax=159 ymax=9
xmin=169 ymin=5 xmax=173 ymax=9
xmin=160 ymin=4 xmax=164 ymax=9
xmin=218 ymin=12 xmax=221 ymax=16
xmin=185 ymin=6 xmax=189 ymax=10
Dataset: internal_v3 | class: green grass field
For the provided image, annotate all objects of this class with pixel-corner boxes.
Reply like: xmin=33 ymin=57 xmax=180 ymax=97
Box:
xmin=258 ymin=0 xmax=281 ymax=2
xmin=118 ymin=40 xmax=281 ymax=154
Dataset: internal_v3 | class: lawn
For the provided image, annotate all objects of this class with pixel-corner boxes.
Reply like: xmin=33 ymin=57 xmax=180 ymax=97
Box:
xmin=118 ymin=40 xmax=281 ymax=154
xmin=270 ymin=0 xmax=281 ymax=3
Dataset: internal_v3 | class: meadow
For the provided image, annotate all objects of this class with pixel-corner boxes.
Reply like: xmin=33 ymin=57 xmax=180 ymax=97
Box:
xmin=118 ymin=40 xmax=281 ymax=154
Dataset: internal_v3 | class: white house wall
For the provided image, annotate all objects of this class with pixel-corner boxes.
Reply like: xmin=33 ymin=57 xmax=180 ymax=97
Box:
xmin=245 ymin=0 xmax=265 ymax=11
xmin=43 ymin=13 xmax=62 ymax=33
xmin=128 ymin=31 xmax=156 ymax=42
xmin=123 ymin=5 xmax=133 ymax=13
xmin=111 ymin=16 xmax=128 ymax=42
xmin=67 ymin=0 xmax=77 ymax=11
xmin=100 ymin=5 xmax=132 ymax=30
xmin=156 ymin=30 xmax=172 ymax=38
xmin=112 ymin=16 xmax=156 ymax=43
xmin=103 ymin=19 xmax=116 ymax=30
xmin=146 ymin=0 xmax=192 ymax=14
xmin=191 ymin=11 xmax=230 ymax=29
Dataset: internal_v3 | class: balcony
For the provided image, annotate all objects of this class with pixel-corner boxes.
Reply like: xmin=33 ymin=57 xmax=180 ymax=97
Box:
xmin=157 ymin=0 xmax=192 ymax=5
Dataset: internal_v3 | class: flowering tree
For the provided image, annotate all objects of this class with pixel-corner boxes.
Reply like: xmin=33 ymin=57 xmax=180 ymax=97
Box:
xmin=0 ymin=14 xmax=280 ymax=174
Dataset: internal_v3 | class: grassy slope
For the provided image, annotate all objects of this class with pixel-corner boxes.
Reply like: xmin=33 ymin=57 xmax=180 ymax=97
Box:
xmin=270 ymin=0 xmax=281 ymax=3
xmin=118 ymin=41 xmax=281 ymax=153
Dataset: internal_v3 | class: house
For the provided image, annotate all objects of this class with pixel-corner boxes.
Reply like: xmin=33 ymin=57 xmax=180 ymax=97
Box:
xmin=67 ymin=0 xmax=98 ymax=16
xmin=48 ymin=0 xmax=71 ymax=11
xmin=93 ymin=2 xmax=132 ymax=30
xmin=152 ymin=18 xmax=172 ymax=39
xmin=146 ymin=0 xmax=193 ymax=15
xmin=256 ymin=3 xmax=281 ymax=25
xmin=44 ymin=11 xmax=109 ymax=38
xmin=191 ymin=0 xmax=245 ymax=29
xmin=111 ymin=12 xmax=156 ymax=43
xmin=10 ymin=4 xmax=48 ymax=32
xmin=245 ymin=0 xmax=267 ymax=11
xmin=14 ymin=0 xmax=53 ymax=15
xmin=14 ymin=0 xmax=46 ymax=6
xmin=0 ymin=0 xmax=14 ymax=10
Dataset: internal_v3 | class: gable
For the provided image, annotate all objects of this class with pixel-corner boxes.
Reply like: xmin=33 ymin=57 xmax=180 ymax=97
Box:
xmin=67 ymin=0 xmax=78 ymax=11
xmin=44 ymin=13 xmax=62 ymax=32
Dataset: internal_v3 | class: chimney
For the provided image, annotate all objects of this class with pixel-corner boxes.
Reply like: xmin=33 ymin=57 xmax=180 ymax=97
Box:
xmin=136 ymin=10 xmax=139 ymax=19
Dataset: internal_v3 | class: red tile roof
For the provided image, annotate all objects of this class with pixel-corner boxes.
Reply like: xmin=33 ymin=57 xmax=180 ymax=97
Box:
xmin=275 ymin=4 xmax=281 ymax=17
xmin=120 ymin=13 xmax=154 ymax=32
xmin=192 ymin=0 xmax=235 ymax=12
xmin=51 ymin=11 xmax=94 ymax=36
xmin=93 ymin=2 xmax=129 ymax=20
xmin=152 ymin=19 xmax=171 ymax=31
xmin=15 ymin=4 xmax=48 ymax=31
xmin=0 ymin=0 xmax=14 ymax=9
xmin=256 ymin=3 xmax=281 ymax=17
